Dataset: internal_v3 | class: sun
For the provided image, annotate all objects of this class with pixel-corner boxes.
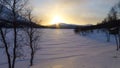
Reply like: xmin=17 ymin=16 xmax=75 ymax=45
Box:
xmin=51 ymin=15 xmax=64 ymax=25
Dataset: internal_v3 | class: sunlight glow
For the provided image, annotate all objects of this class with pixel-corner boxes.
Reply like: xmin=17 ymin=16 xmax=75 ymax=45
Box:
xmin=51 ymin=15 xmax=65 ymax=25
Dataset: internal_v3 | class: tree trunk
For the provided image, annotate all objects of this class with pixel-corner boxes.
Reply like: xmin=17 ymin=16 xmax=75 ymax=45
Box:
xmin=12 ymin=5 xmax=17 ymax=67
xmin=115 ymin=35 xmax=119 ymax=51
xmin=12 ymin=26 xmax=17 ymax=68
xmin=118 ymin=27 xmax=120 ymax=49
xmin=30 ymin=31 xmax=34 ymax=66
xmin=30 ymin=38 xmax=34 ymax=66
xmin=106 ymin=31 xmax=110 ymax=42
xmin=30 ymin=50 xmax=34 ymax=66
xmin=0 ymin=28 xmax=11 ymax=68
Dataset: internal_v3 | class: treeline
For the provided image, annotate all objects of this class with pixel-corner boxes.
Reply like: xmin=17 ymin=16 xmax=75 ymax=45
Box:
xmin=0 ymin=19 xmax=42 ymax=28
xmin=74 ymin=1 xmax=120 ymax=51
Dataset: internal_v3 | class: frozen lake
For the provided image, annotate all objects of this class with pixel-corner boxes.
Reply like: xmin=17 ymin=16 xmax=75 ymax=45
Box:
xmin=0 ymin=29 xmax=119 ymax=68
xmin=31 ymin=29 xmax=118 ymax=68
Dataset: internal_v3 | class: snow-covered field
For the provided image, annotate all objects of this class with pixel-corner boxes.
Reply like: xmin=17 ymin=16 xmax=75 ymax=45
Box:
xmin=0 ymin=29 xmax=120 ymax=68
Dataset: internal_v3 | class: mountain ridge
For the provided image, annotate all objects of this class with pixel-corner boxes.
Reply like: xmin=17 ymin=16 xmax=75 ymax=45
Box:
xmin=44 ymin=23 xmax=83 ymax=29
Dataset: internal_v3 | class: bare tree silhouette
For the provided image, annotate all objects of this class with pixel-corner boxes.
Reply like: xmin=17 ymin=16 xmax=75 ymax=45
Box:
xmin=0 ymin=1 xmax=11 ymax=68
xmin=24 ymin=8 xmax=42 ymax=66
xmin=0 ymin=0 xmax=28 ymax=68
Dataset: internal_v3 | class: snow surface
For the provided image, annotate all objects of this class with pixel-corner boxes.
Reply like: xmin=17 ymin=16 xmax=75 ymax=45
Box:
xmin=0 ymin=29 xmax=120 ymax=68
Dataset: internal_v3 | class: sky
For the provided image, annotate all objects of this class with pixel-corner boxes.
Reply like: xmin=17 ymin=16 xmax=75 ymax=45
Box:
xmin=30 ymin=0 xmax=119 ymax=25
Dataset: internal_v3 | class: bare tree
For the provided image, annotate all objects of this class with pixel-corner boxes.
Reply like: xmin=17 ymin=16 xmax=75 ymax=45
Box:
xmin=116 ymin=1 xmax=120 ymax=50
xmin=107 ymin=5 xmax=120 ymax=51
xmin=102 ymin=19 xmax=111 ymax=42
xmin=0 ymin=1 xmax=12 ymax=68
xmin=0 ymin=0 xmax=28 ymax=68
xmin=108 ymin=7 xmax=118 ymax=21
xmin=0 ymin=29 xmax=11 ymax=68
xmin=24 ymin=8 xmax=41 ymax=66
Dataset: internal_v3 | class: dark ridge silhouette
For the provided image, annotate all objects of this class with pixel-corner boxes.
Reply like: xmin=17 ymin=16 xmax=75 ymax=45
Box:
xmin=43 ymin=23 xmax=82 ymax=29
xmin=0 ymin=18 xmax=43 ymax=28
xmin=0 ymin=4 xmax=43 ymax=28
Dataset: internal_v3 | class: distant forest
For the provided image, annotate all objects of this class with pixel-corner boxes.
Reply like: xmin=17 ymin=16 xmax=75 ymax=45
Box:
xmin=74 ymin=1 xmax=120 ymax=51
